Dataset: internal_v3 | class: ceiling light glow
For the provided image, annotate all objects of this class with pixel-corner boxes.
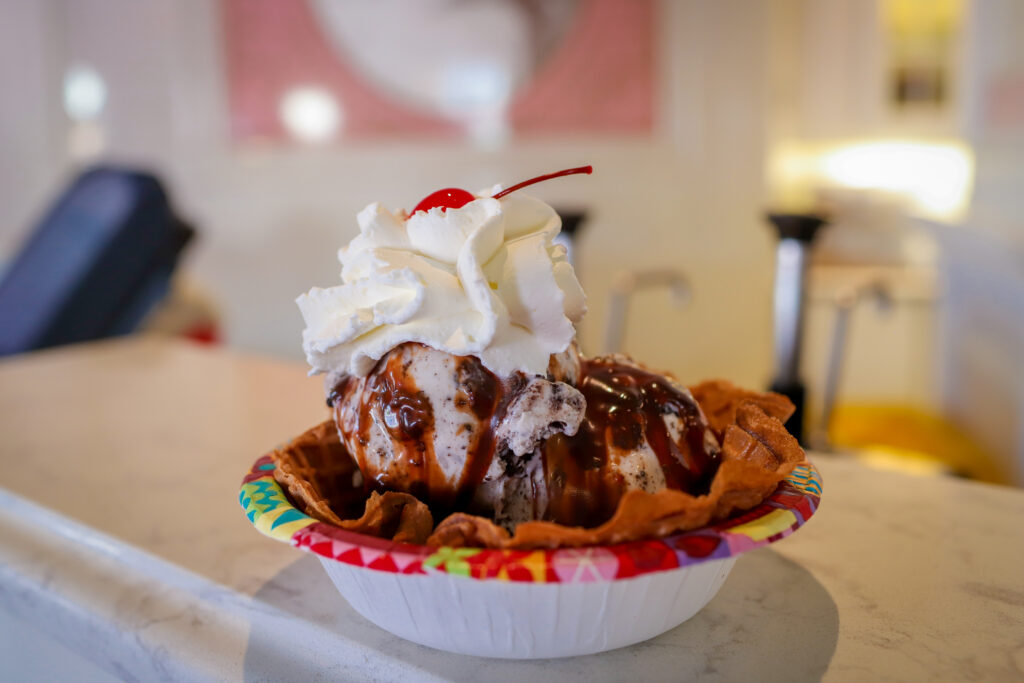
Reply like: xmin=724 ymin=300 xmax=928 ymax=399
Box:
xmin=63 ymin=65 xmax=107 ymax=121
xmin=279 ymin=86 xmax=343 ymax=144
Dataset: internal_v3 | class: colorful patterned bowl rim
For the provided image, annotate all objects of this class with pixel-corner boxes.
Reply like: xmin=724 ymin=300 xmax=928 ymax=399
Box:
xmin=240 ymin=456 xmax=822 ymax=584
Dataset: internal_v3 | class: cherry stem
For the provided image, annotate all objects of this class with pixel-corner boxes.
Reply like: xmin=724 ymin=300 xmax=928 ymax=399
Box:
xmin=491 ymin=165 xmax=593 ymax=200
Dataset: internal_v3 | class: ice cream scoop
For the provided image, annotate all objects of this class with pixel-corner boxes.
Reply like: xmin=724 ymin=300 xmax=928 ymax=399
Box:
xmin=329 ymin=341 xmax=720 ymax=530
xmin=330 ymin=342 xmax=587 ymax=528
xmin=536 ymin=354 xmax=721 ymax=527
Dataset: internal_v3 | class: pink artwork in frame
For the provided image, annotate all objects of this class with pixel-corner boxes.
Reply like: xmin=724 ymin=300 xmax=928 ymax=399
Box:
xmin=222 ymin=0 xmax=655 ymax=143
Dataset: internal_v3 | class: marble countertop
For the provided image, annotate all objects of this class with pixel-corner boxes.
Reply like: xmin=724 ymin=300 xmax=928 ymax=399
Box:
xmin=1 ymin=338 xmax=1022 ymax=681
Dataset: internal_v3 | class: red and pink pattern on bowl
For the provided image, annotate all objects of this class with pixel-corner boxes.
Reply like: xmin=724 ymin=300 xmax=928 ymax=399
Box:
xmin=241 ymin=456 xmax=821 ymax=584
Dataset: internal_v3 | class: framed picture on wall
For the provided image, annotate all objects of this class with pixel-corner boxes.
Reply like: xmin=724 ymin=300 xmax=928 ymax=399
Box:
xmin=223 ymin=0 xmax=655 ymax=146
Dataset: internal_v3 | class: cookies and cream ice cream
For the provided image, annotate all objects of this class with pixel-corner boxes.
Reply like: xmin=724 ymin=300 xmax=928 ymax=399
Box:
xmin=330 ymin=342 xmax=587 ymax=529
xmin=298 ymin=175 xmax=722 ymax=530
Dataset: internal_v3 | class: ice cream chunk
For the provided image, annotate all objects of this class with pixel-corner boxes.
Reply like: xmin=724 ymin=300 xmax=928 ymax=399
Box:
xmin=330 ymin=342 xmax=586 ymax=526
xmin=534 ymin=355 xmax=721 ymax=527
xmin=330 ymin=342 xmax=720 ymax=530
xmin=297 ymin=191 xmax=586 ymax=379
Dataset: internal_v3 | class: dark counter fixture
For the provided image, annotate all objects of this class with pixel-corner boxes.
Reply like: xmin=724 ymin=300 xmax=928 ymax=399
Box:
xmin=0 ymin=167 xmax=193 ymax=356
xmin=766 ymin=212 xmax=827 ymax=445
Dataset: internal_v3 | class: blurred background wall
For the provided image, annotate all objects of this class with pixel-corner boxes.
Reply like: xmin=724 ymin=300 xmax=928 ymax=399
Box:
xmin=0 ymin=0 xmax=774 ymax=385
xmin=1 ymin=0 xmax=1022 ymax=482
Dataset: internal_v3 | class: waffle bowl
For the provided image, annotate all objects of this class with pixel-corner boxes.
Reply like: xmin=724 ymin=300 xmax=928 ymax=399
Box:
xmin=240 ymin=386 xmax=822 ymax=658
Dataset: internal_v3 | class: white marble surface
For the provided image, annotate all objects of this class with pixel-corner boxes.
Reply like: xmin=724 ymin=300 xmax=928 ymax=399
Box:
xmin=1 ymin=338 xmax=1023 ymax=681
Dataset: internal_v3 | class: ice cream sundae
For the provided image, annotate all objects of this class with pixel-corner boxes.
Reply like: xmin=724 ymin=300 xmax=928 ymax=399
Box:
xmin=274 ymin=167 xmax=805 ymax=549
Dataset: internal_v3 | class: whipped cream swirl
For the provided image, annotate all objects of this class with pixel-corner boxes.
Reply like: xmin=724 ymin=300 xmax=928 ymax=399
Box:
xmin=297 ymin=190 xmax=586 ymax=378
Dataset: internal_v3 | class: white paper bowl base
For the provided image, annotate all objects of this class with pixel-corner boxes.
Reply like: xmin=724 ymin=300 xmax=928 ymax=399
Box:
xmin=318 ymin=555 xmax=737 ymax=659
xmin=243 ymin=458 xmax=821 ymax=659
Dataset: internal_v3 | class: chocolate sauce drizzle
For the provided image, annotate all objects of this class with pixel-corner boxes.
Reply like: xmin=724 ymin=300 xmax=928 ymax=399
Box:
xmin=540 ymin=358 xmax=720 ymax=526
xmin=340 ymin=352 xmax=440 ymax=504
xmin=334 ymin=346 xmax=720 ymax=528
xmin=451 ymin=358 xmax=509 ymax=512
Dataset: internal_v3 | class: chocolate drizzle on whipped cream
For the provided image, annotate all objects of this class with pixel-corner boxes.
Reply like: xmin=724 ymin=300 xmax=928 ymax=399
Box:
xmin=332 ymin=343 xmax=720 ymax=529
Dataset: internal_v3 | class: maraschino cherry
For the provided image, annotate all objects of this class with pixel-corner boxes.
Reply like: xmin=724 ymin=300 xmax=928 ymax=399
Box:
xmin=410 ymin=188 xmax=477 ymax=216
xmin=408 ymin=165 xmax=593 ymax=217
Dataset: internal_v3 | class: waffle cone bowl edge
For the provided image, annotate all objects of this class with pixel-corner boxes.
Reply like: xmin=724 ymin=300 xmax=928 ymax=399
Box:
xmin=242 ymin=378 xmax=820 ymax=574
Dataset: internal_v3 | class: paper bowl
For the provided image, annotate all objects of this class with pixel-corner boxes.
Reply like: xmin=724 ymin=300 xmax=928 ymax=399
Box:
xmin=241 ymin=459 xmax=821 ymax=659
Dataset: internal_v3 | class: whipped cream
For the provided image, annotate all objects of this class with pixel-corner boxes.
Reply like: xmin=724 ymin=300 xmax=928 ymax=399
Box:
xmin=297 ymin=190 xmax=586 ymax=378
